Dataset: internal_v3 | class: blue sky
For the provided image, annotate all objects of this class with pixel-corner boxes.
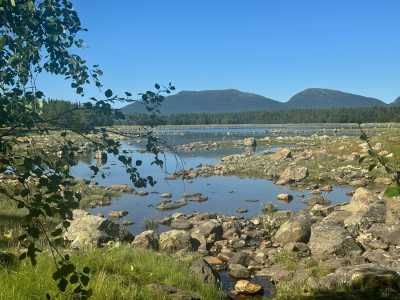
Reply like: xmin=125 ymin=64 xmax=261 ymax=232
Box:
xmin=39 ymin=0 xmax=400 ymax=105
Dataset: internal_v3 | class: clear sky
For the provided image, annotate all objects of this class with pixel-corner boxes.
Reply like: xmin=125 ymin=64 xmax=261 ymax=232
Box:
xmin=39 ymin=0 xmax=400 ymax=105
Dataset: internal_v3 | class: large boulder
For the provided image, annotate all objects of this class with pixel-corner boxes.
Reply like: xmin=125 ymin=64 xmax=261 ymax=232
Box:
xmin=131 ymin=230 xmax=159 ymax=250
xmin=159 ymin=230 xmax=194 ymax=252
xmin=308 ymin=220 xmax=362 ymax=259
xmin=276 ymin=166 xmax=308 ymax=185
xmin=191 ymin=220 xmax=223 ymax=252
xmin=189 ymin=259 xmax=220 ymax=285
xmin=274 ymin=214 xmax=312 ymax=245
xmin=385 ymin=196 xmax=400 ymax=225
xmin=345 ymin=188 xmax=379 ymax=213
xmin=64 ymin=210 xmax=133 ymax=249
xmin=320 ymin=264 xmax=400 ymax=296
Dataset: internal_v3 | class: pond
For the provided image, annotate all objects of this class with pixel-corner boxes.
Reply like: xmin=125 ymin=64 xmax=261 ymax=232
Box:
xmin=72 ymin=126 xmax=352 ymax=235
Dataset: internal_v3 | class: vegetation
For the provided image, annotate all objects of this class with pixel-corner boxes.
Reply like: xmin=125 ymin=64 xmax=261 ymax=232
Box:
xmin=120 ymin=106 xmax=400 ymax=125
xmin=0 ymin=0 xmax=172 ymax=298
xmin=0 ymin=246 xmax=223 ymax=300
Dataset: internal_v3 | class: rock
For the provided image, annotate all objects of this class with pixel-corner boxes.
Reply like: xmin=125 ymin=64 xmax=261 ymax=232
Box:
xmin=229 ymin=264 xmax=251 ymax=279
xmin=160 ymin=192 xmax=172 ymax=198
xmin=236 ymin=208 xmax=248 ymax=213
xmin=108 ymin=210 xmax=128 ymax=219
xmin=276 ymin=166 xmax=308 ymax=185
xmin=64 ymin=210 xmax=133 ymax=249
xmin=309 ymin=220 xmax=362 ymax=259
xmin=122 ymin=220 xmax=134 ymax=226
xmin=234 ymin=280 xmax=263 ymax=295
xmin=243 ymin=137 xmax=257 ymax=147
xmin=159 ymin=230 xmax=194 ymax=252
xmin=270 ymin=148 xmax=292 ymax=161
xmin=277 ymin=193 xmax=293 ymax=202
xmin=131 ymin=230 xmax=159 ymax=250
xmin=385 ymin=196 xmax=400 ymax=225
xmin=229 ymin=251 xmax=251 ymax=267
xmin=345 ymin=188 xmax=379 ymax=213
xmin=190 ymin=259 xmax=220 ymax=285
xmin=157 ymin=198 xmax=188 ymax=210
xmin=106 ymin=184 xmax=134 ymax=193
xmin=171 ymin=220 xmax=193 ymax=230
xmin=136 ymin=190 xmax=149 ymax=196
xmin=283 ymin=242 xmax=311 ymax=257
xmin=374 ymin=177 xmax=393 ymax=185
xmin=320 ymin=185 xmax=333 ymax=192
xmin=320 ymin=264 xmax=400 ymax=296
xmin=274 ymin=214 xmax=312 ymax=245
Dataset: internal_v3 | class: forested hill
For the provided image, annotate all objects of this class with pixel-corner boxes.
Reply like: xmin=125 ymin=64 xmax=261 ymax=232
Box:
xmin=121 ymin=88 xmax=391 ymax=115
xmin=122 ymin=89 xmax=283 ymax=114
xmin=287 ymin=88 xmax=386 ymax=109
xmin=392 ymin=97 xmax=400 ymax=106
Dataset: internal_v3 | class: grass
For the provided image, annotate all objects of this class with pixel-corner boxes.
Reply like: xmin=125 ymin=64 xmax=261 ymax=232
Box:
xmin=0 ymin=246 xmax=224 ymax=300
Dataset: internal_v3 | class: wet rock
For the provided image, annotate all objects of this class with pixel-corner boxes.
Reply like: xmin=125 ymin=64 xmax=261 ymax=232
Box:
xmin=157 ymin=198 xmax=188 ymax=210
xmin=320 ymin=185 xmax=333 ymax=192
xmin=190 ymin=259 xmax=220 ymax=285
xmin=122 ymin=220 xmax=134 ymax=226
xmin=276 ymin=166 xmax=308 ymax=185
xmin=105 ymin=184 xmax=134 ymax=193
xmin=274 ymin=214 xmax=312 ymax=245
xmin=234 ymin=280 xmax=263 ymax=295
xmin=229 ymin=264 xmax=251 ymax=279
xmin=136 ymin=190 xmax=149 ymax=196
xmin=160 ymin=192 xmax=172 ymax=198
xmin=236 ymin=208 xmax=248 ymax=214
xmin=277 ymin=193 xmax=293 ymax=202
xmin=159 ymin=230 xmax=194 ymax=252
xmin=131 ymin=230 xmax=159 ymax=250
xmin=108 ymin=210 xmax=128 ymax=219
xmin=64 ymin=210 xmax=133 ymax=249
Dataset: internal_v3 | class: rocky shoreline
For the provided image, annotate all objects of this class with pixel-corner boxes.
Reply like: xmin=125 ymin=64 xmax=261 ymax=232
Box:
xmin=65 ymin=187 xmax=400 ymax=299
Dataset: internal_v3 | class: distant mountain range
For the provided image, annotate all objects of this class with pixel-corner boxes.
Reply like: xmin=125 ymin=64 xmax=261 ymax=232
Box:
xmin=121 ymin=88 xmax=398 ymax=115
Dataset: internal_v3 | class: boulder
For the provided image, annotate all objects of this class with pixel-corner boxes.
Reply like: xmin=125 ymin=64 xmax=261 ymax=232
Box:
xmin=270 ymin=148 xmax=292 ymax=161
xmin=385 ymin=196 xmax=400 ymax=225
xmin=345 ymin=188 xmax=378 ymax=213
xmin=64 ymin=210 xmax=133 ymax=249
xmin=229 ymin=264 xmax=251 ymax=279
xmin=234 ymin=280 xmax=263 ymax=295
xmin=274 ymin=214 xmax=312 ymax=245
xmin=159 ymin=230 xmax=194 ymax=252
xmin=309 ymin=221 xmax=362 ymax=259
xmin=276 ymin=166 xmax=308 ymax=185
xmin=131 ymin=230 xmax=159 ymax=250
xmin=320 ymin=264 xmax=400 ymax=296
xmin=105 ymin=184 xmax=134 ymax=193
xmin=191 ymin=220 xmax=223 ymax=251
xmin=190 ymin=259 xmax=220 ymax=285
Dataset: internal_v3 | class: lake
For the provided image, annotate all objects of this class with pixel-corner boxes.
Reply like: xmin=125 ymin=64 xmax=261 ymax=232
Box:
xmin=72 ymin=125 xmax=352 ymax=234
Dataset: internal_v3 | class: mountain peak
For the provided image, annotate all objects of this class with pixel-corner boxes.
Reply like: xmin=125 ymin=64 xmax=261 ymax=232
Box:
xmin=288 ymin=88 xmax=385 ymax=109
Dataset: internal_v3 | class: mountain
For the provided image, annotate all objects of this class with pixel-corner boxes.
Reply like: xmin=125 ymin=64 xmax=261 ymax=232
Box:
xmin=121 ymin=88 xmax=388 ymax=115
xmin=122 ymin=89 xmax=283 ymax=114
xmin=287 ymin=88 xmax=386 ymax=109
xmin=391 ymin=97 xmax=400 ymax=106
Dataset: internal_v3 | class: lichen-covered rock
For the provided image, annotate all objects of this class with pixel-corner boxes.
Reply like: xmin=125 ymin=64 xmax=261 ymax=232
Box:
xmin=64 ymin=209 xmax=133 ymax=249
xmin=276 ymin=166 xmax=308 ymax=185
xmin=190 ymin=259 xmax=220 ymax=285
xmin=131 ymin=230 xmax=159 ymax=250
xmin=234 ymin=280 xmax=263 ymax=295
xmin=159 ymin=230 xmax=194 ymax=252
xmin=309 ymin=220 xmax=362 ymax=259
xmin=274 ymin=214 xmax=312 ymax=245
xmin=320 ymin=264 xmax=400 ymax=296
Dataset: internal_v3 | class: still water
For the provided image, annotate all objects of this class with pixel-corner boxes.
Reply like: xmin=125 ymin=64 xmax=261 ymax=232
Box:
xmin=72 ymin=126 xmax=352 ymax=234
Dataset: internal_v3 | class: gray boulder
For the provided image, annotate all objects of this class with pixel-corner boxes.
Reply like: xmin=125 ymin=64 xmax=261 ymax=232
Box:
xmin=159 ymin=230 xmax=194 ymax=252
xmin=190 ymin=259 xmax=220 ymax=285
xmin=131 ymin=230 xmax=159 ymax=250
xmin=274 ymin=214 xmax=312 ymax=245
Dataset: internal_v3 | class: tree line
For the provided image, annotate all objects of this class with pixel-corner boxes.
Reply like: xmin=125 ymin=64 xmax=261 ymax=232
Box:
xmin=119 ymin=106 xmax=400 ymax=125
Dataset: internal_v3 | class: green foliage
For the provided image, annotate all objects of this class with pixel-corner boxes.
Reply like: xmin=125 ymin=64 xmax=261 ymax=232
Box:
xmin=0 ymin=246 xmax=223 ymax=300
xmin=0 ymin=1 xmax=173 ymax=298
xmin=120 ymin=106 xmax=400 ymax=125
xmin=384 ymin=186 xmax=400 ymax=198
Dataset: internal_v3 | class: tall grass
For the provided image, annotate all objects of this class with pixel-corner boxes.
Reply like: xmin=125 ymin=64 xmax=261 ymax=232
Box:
xmin=0 ymin=246 xmax=224 ymax=300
